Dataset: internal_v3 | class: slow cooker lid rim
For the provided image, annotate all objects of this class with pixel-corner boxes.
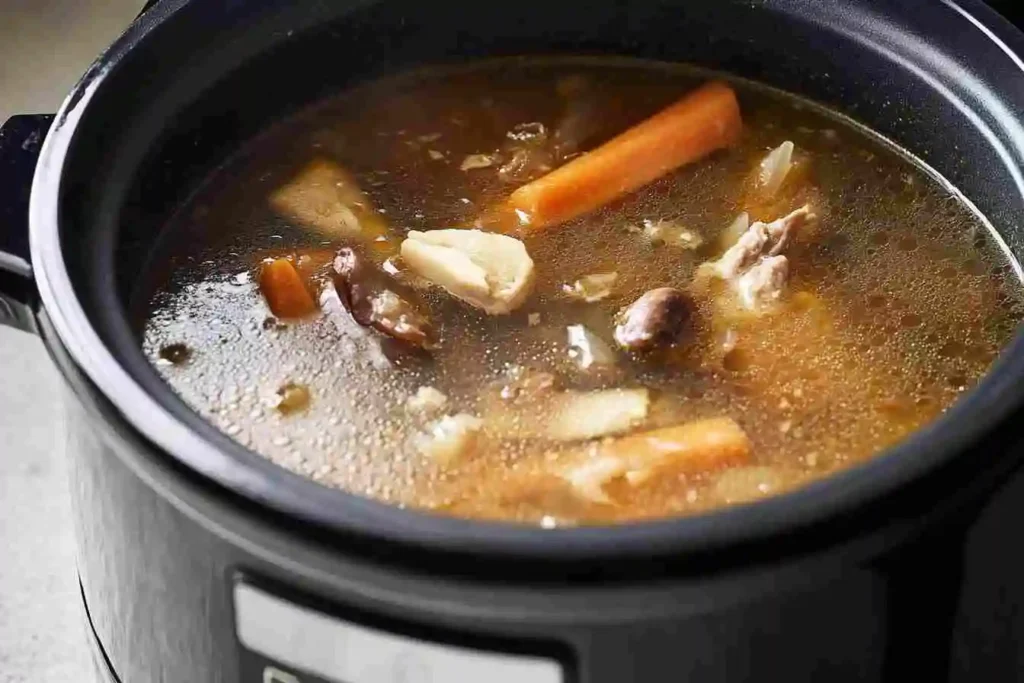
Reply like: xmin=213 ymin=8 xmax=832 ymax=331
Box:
xmin=27 ymin=0 xmax=1024 ymax=564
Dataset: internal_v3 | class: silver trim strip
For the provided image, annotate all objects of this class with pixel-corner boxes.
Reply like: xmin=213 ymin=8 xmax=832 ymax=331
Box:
xmin=234 ymin=583 xmax=564 ymax=683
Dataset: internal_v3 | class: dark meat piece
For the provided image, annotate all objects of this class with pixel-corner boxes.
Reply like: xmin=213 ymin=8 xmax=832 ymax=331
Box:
xmin=614 ymin=287 xmax=696 ymax=351
xmin=332 ymin=248 xmax=437 ymax=349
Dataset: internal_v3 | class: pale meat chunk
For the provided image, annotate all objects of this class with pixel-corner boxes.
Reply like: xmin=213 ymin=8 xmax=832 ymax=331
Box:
xmin=713 ymin=220 xmax=771 ymax=279
xmin=400 ymin=230 xmax=536 ymax=314
xmin=707 ymin=205 xmax=816 ymax=311
xmin=713 ymin=205 xmax=813 ymax=279
xmin=736 ymin=254 xmax=789 ymax=310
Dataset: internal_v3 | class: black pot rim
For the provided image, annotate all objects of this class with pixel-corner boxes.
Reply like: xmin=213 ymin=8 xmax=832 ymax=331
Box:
xmin=27 ymin=0 xmax=1024 ymax=564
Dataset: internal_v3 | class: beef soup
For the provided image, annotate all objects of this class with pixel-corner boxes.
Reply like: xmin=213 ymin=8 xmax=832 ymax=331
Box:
xmin=139 ymin=57 xmax=1024 ymax=525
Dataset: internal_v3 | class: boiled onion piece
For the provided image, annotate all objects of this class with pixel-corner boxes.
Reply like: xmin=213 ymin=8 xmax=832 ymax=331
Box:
xmin=758 ymin=140 xmax=795 ymax=197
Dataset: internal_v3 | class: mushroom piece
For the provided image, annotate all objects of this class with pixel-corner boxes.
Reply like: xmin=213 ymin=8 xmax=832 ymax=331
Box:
xmin=400 ymin=229 xmax=536 ymax=314
xmin=614 ymin=287 xmax=697 ymax=351
xmin=318 ymin=285 xmax=393 ymax=371
xmin=332 ymin=247 xmax=436 ymax=349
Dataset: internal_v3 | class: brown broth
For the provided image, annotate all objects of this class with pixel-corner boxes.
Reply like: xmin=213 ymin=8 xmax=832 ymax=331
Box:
xmin=140 ymin=57 xmax=1024 ymax=525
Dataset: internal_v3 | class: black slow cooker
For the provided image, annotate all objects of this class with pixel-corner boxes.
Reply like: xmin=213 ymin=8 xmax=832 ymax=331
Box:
xmin=4 ymin=0 xmax=1024 ymax=680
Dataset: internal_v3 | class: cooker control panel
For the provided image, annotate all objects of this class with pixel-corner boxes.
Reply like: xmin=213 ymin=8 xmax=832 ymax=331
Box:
xmin=234 ymin=580 xmax=564 ymax=683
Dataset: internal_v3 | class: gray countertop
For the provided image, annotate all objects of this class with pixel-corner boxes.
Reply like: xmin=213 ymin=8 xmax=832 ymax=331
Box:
xmin=0 ymin=2 xmax=144 ymax=680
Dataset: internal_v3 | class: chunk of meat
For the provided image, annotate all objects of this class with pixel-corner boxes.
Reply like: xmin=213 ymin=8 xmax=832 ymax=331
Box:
xmin=400 ymin=229 xmax=535 ymax=314
xmin=614 ymin=287 xmax=696 ymax=351
xmin=562 ymin=417 xmax=752 ymax=503
xmin=704 ymin=205 xmax=816 ymax=311
xmin=713 ymin=205 xmax=814 ymax=278
xmin=331 ymin=248 xmax=436 ymax=349
xmin=736 ymin=254 xmax=789 ymax=311
xmin=713 ymin=219 xmax=771 ymax=280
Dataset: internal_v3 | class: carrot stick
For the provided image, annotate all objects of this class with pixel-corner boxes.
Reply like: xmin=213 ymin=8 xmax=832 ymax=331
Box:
xmin=259 ymin=258 xmax=318 ymax=319
xmin=563 ymin=417 xmax=751 ymax=503
xmin=602 ymin=417 xmax=752 ymax=475
xmin=507 ymin=81 xmax=742 ymax=231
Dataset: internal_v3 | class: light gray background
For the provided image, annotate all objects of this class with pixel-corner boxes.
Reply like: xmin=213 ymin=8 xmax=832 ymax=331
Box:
xmin=1 ymin=2 xmax=145 ymax=681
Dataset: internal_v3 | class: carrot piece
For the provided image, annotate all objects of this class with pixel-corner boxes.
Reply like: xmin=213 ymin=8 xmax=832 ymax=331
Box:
xmin=563 ymin=417 xmax=752 ymax=503
xmin=602 ymin=417 xmax=751 ymax=474
xmin=259 ymin=258 xmax=318 ymax=319
xmin=507 ymin=81 xmax=742 ymax=231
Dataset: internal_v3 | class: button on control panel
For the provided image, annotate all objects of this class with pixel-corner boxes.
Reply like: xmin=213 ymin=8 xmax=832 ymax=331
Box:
xmin=234 ymin=580 xmax=564 ymax=683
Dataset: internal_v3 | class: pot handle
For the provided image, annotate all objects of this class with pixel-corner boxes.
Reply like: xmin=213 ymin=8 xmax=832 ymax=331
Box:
xmin=0 ymin=114 xmax=54 ymax=334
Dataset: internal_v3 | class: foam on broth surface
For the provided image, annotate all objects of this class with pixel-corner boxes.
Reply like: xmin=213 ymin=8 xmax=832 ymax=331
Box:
xmin=140 ymin=58 xmax=1024 ymax=525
